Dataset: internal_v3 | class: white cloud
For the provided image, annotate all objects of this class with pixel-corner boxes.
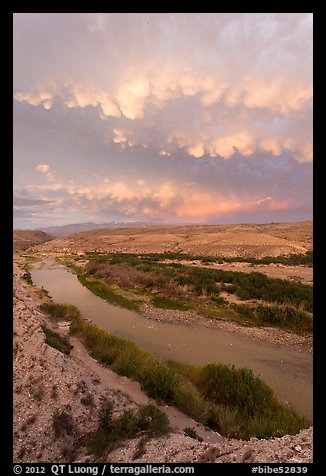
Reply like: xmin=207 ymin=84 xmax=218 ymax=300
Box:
xmin=35 ymin=163 xmax=56 ymax=182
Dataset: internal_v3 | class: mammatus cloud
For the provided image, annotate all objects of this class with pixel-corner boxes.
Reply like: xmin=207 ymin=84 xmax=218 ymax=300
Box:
xmin=13 ymin=13 xmax=313 ymax=227
xmin=14 ymin=71 xmax=312 ymax=162
xmin=35 ymin=164 xmax=56 ymax=182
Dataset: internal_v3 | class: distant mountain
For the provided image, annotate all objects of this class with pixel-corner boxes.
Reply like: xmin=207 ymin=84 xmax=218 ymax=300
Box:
xmin=36 ymin=221 xmax=161 ymax=237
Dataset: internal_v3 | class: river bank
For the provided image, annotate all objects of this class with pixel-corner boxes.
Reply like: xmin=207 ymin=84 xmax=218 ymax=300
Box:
xmin=29 ymin=257 xmax=313 ymax=420
xmin=13 ymin=259 xmax=313 ymax=463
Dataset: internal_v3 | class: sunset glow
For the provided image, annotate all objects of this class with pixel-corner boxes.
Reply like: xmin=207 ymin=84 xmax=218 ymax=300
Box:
xmin=13 ymin=13 xmax=313 ymax=228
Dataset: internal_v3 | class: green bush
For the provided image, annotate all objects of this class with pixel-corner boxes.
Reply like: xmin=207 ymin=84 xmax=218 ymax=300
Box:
xmin=137 ymin=403 xmax=171 ymax=436
xmin=139 ymin=360 xmax=182 ymax=404
xmin=198 ymin=364 xmax=277 ymax=416
xmin=41 ymin=324 xmax=73 ymax=355
xmin=233 ymin=303 xmax=312 ymax=333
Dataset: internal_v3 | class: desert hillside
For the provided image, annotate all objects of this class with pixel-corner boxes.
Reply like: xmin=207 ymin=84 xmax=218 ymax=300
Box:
xmin=34 ymin=221 xmax=312 ymax=258
xmin=13 ymin=230 xmax=53 ymax=251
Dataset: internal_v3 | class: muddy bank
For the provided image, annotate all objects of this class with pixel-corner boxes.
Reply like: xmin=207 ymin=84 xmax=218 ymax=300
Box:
xmin=139 ymin=302 xmax=313 ymax=354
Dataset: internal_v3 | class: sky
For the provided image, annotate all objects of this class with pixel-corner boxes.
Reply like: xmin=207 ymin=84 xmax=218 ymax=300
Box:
xmin=13 ymin=13 xmax=313 ymax=229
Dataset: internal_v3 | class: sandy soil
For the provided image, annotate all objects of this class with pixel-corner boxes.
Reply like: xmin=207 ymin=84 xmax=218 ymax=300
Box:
xmin=13 ymin=261 xmax=313 ymax=463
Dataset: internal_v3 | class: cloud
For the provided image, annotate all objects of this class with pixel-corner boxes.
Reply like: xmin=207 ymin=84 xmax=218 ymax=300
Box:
xmin=35 ymin=164 xmax=56 ymax=182
xmin=13 ymin=13 xmax=313 ymax=227
xmin=13 ymin=13 xmax=312 ymax=163
xmin=14 ymin=148 xmax=312 ymax=226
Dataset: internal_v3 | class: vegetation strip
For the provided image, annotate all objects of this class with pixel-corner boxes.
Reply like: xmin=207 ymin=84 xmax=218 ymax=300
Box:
xmin=41 ymin=302 xmax=310 ymax=440
xmin=85 ymin=250 xmax=313 ymax=267
xmin=61 ymin=253 xmax=312 ymax=333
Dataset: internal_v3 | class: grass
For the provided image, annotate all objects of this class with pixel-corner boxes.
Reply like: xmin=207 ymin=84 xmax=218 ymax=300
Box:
xmin=41 ymin=324 xmax=73 ymax=355
xmin=69 ymin=311 xmax=310 ymax=440
xmin=87 ymin=400 xmax=170 ymax=456
xmin=78 ymin=275 xmax=141 ymax=311
xmin=167 ymin=361 xmax=310 ymax=440
xmin=232 ymin=303 xmax=313 ymax=333
xmin=40 ymin=302 xmax=82 ymax=321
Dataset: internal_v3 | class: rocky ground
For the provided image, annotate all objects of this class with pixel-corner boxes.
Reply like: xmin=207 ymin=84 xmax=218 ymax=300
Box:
xmin=34 ymin=221 xmax=313 ymax=259
xmin=13 ymin=262 xmax=313 ymax=464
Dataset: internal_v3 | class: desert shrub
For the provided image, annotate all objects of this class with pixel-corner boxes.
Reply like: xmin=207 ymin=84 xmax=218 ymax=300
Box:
xmin=37 ymin=287 xmax=50 ymax=299
xmin=51 ymin=384 xmax=58 ymax=400
xmin=87 ymin=400 xmax=170 ymax=456
xmin=255 ymin=304 xmax=312 ymax=332
xmin=22 ymin=271 xmax=33 ymax=285
xmin=183 ymin=426 xmax=203 ymax=441
xmin=52 ymin=410 xmax=76 ymax=438
xmin=41 ymin=324 xmax=73 ymax=355
xmin=81 ymin=393 xmax=95 ymax=407
xmin=31 ymin=384 xmax=45 ymax=402
xmin=20 ymin=414 xmax=37 ymax=431
xmin=133 ymin=436 xmax=149 ymax=460
xmin=173 ymin=383 xmax=208 ymax=422
xmin=211 ymin=295 xmax=228 ymax=305
xmin=98 ymin=400 xmax=114 ymax=431
xmin=137 ymin=403 xmax=170 ymax=436
xmin=86 ymin=263 xmax=152 ymax=288
xmin=234 ymin=272 xmax=312 ymax=312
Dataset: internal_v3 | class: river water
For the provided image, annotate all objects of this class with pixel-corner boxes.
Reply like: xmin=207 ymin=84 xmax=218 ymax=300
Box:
xmin=31 ymin=258 xmax=313 ymax=420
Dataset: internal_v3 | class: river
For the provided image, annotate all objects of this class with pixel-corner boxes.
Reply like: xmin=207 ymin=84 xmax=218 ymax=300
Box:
xmin=31 ymin=258 xmax=313 ymax=420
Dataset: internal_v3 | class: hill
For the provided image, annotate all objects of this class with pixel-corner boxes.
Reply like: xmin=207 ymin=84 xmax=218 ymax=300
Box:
xmin=13 ymin=230 xmax=53 ymax=251
xmin=35 ymin=221 xmax=313 ymax=259
xmin=37 ymin=221 xmax=161 ymax=237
